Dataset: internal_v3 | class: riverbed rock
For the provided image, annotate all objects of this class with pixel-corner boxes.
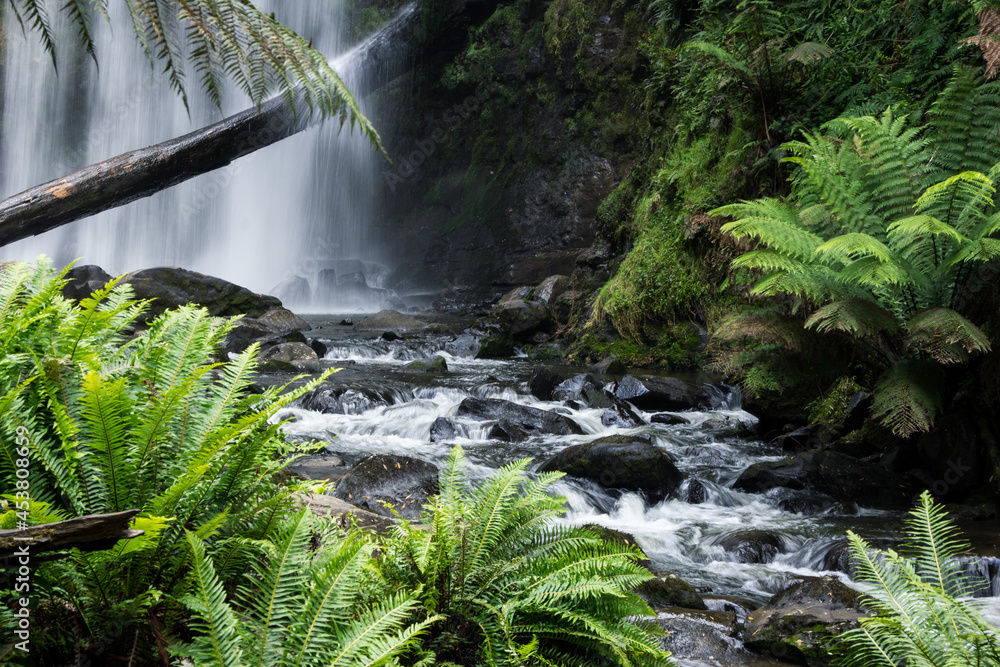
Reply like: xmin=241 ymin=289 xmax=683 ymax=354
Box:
xmin=403 ymin=356 xmax=448 ymax=373
xmin=490 ymin=299 xmax=551 ymax=340
xmin=444 ymin=332 xmax=480 ymax=358
xmin=357 ymin=309 xmax=428 ymax=333
xmin=120 ymin=267 xmax=282 ymax=320
xmin=533 ymin=274 xmax=571 ymax=306
xmin=257 ymin=308 xmax=311 ymax=333
xmin=651 ymin=413 xmax=688 ymax=426
xmin=529 ymin=367 xmax=565 ymax=401
xmin=300 ymin=384 xmax=406 ymax=415
xmin=588 ymin=355 xmax=626 ymax=376
xmin=654 ymin=609 xmax=749 ymax=663
xmin=331 ymin=454 xmax=439 ymax=520
xmin=744 ymin=576 xmax=867 ymax=666
xmin=257 ymin=342 xmax=319 ymax=372
xmin=686 ymin=479 xmax=708 ymax=504
xmin=715 ymin=530 xmax=787 ymax=564
xmin=613 ymin=374 xmax=707 ymax=411
xmin=638 ymin=572 xmax=707 ymax=610
xmin=601 ymin=401 xmax=645 ymax=428
xmin=457 ymin=397 xmax=584 ymax=436
xmin=538 ymin=434 xmax=684 ymax=503
xmin=476 ymin=331 xmax=515 ymax=358
xmin=733 ymin=449 xmax=916 ymax=509
xmin=62 ymin=264 xmax=113 ymax=301
xmin=553 ymin=373 xmax=613 ymax=407
xmin=429 ymin=417 xmax=461 ymax=442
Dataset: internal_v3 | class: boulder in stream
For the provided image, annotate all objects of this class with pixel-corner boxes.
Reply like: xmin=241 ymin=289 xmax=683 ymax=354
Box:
xmin=331 ymin=454 xmax=439 ymax=520
xmin=529 ymin=367 xmax=565 ymax=401
xmin=744 ymin=576 xmax=867 ymax=666
xmin=120 ymin=266 xmax=282 ymax=320
xmin=300 ymin=384 xmax=406 ymax=415
xmin=538 ymin=434 xmax=684 ymax=503
xmin=403 ymin=356 xmax=448 ymax=373
xmin=444 ymin=332 xmax=480 ymax=358
xmin=257 ymin=342 xmax=319 ymax=372
xmin=588 ymin=355 xmax=626 ymax=376
xmin=490 ymin=299 xmax=551 ymax=340
xmin=613 ymin=374 xmax=708 ymax=411
xmin=715 ymin=530 xmax=787 ymax=564
xmin=357 ymin=309 xmax=428 ymax=333
xmin=637 ymin=572 xmax=707 ymax=610
xmin=601 ymin=401 xmax=645 ymax=428
xmin=457 ymin=397 xmax=584 ymax=436
xmin=734 ymin=449 xmax=917 ymax=509
xmin=553 ymin=374 xmax=613 ymax=407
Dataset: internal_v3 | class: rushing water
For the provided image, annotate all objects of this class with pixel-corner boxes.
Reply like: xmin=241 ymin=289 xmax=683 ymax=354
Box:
xmin=273 ymin=316 xmax=1000 ymax=664
xmin=0 ymin=2 xmax=403 ymax=310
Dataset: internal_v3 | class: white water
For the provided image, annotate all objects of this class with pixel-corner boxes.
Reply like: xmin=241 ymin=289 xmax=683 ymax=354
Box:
xmin=0 ymin=2 xmax=402 ymax=310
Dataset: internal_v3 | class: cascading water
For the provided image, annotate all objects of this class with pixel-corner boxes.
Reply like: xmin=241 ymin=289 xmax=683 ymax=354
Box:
xmin=0 ymin=1 xmax=406 ymax=311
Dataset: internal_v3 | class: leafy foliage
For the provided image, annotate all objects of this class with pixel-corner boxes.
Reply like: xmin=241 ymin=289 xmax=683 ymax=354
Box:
xmin=0 ymin=258 xmax=329 ymax=662
xmin=836 ymin=491 xmax=1000 ymax=666
xmin=5 ymin=0 xmax=379 ymax=144
xmin=712 ymin=68 xmax=1000 ymax=435
xmin=372 ymin=446 xmax=674 ymax=667
xmin=176 ymin=509 xmax=433 ymax=667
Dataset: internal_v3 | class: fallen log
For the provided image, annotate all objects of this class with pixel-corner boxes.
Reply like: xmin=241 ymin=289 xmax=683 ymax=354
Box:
xmin=0 ymin=510 xmax=142 ymax=560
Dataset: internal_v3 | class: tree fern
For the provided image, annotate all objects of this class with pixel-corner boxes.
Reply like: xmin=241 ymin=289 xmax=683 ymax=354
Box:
xmin=836 ymin=491 xmax=1000 ymax=666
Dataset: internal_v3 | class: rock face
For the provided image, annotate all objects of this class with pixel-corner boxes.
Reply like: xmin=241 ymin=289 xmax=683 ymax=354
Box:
xmin=257 ymin=342 xmax=319 ymax=372
xmin=613 ymin=375 xmax=707 ymax=411
xmin=120 ymin=267 xmax=282 ymax=319
xmin=300 ymin=384 xmax=406 ymax=415
xmin=62 ymin=264 xmax=112 ymax=301
xmin=222 ymin=309 xmax=310 ymax=357
xmin=734 ymin=449 xmax=916 ymax=509
xmin=538 ymin=434 xmax=684 ymax=503
xmin=744 ymin=576 xmax=867 ymax=666
xmin=457 ymin=397 xmax=584 ymax=436
xmin=356 ymin=310 xmax=428 ymax=333
xmin=637 ymin=572 xmax=707 ymax=610
xmin=529 ymin=367 xmax=565 ymax=401
xmin=332 ymin=454 xmax=439 ymax=520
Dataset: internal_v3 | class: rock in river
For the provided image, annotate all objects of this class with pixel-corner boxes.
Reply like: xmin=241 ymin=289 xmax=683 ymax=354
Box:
xmin=457 ymin=397 xmax=583 ymax=436
xmin=120 ymin=266 xmax=281 ymax=320
xmin=613 ymin=374 xmax=707 ymax=411
xmin=257 ymin=342 xmax=319 ymax=372
xmin=332 ymin=454 xmax=439 ymax=520
xmin=357 ymin=309 xmax=428 ymax=333
xmin=300 ymin=384 xmax=407 ymax=415
xmin=538 ymin=434 xmax=684 ymax=503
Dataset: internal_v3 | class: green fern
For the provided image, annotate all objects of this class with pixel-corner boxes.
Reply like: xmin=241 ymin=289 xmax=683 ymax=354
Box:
xmin=373 ymin=446 xmax=674 ymax=667
xmin=6 ymin=0 xmax=380 ymax=146
xmin=836 ymin=491 xmax=1000 ymax=666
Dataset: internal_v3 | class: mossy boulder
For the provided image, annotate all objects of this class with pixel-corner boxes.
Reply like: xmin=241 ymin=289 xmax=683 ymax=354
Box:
xmin=637 ymin=572 xmax=707 ymax=610
xmin=538 ymin=434 xmax=684 ymax=503
xmin=490 ymin=299 xmax=552 ymax=340
xmin=357 ymin=310 xmax=428 ymax=334
xmin=120 ymin=267 xmax=282 ymax=320
xmin=744 ymin=576 xmax=868 ymax=666
xmin=477 ymin=331 xmax=515 ymax=358
xmin=403 ymin=356 xmax=448 ymax=373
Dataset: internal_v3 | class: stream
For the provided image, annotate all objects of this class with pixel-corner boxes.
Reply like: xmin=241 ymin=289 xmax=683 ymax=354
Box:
xmin=271 ymin=315 xmax=1000 ymax=666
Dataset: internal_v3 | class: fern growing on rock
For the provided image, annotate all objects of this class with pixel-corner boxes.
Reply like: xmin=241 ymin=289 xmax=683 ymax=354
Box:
xmin=712 ymin=66 xmax=1000 ymax=436
xmin=836 ymin=491 xmax=1000 ymax=666
xmin=372 ymin=446 xmax=674 ymax=667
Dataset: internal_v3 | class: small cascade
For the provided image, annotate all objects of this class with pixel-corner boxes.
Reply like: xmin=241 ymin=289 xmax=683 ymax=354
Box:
xmin=0 ymin=2 xmax=415 ymax=312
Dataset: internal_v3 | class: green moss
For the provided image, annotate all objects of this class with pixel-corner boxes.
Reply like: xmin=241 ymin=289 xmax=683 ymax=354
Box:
xmin=808 ymin=377 xmax=864 ymax=426
xmin=477 ymin=332 xmax=515 ymax=359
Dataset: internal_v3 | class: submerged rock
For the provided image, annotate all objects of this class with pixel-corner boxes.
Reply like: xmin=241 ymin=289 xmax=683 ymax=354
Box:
xmin=331 ymin=454 xmax=439 ymax=520
xmin=538 ymin=434 xmax=684 ymax=503
xmin=120 ymin=266 xmax=281 ymax=320
xmin=457 ymin=397 xmax=584 ymax=436
xmin=734 ymin=449 xmax=916 ymax=509
xmin=357 ymin=309 xmax=428 ymax=333
xmin=744 ymin=576 xmax=867 ymax=666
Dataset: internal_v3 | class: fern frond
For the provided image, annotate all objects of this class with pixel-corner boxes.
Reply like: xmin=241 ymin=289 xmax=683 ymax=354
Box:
xmin=870 ymin=360 xmax=945 ymax=437
xmin=805 ymin=298 xmax=901 ymax=337
xmin=906 ymin=308 xmax=991 ymax=364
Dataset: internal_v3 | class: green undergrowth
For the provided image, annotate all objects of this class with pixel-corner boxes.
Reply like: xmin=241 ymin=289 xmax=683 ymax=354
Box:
xmin=569 ymin=321 xmax=703 ymax=369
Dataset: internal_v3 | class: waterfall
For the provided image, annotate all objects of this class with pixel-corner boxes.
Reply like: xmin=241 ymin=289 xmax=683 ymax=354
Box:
xmin=0 ymin=1 xmax=405 ymax=312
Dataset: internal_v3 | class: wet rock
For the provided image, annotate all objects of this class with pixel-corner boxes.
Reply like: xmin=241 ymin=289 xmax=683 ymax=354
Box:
xmin=286 ymin=455 xmax=348 ymax=483
xmin=257 ymin=308 xmax=311 ymax=333
xmin=702 ymin=416 xmax=756 ymax=436
xmin=552 ymin=290 xmax=582 ymax=322
xmin=744 ymin=576 xmax=867 ymax=666
xmin=357 ymin=309 xmax=427 ymax=333
xmin=734 ymin=449 xmax=917 ymax=509
xmin=309 ymin=338 xmax=328 ymax=358
xmin=715 ymin=530 xmax=786 ymax=564
xmin=257 ymin=342 xmax=319 ymax=372
xmin=62 ymin=264 xmax=112 ymax=301
xmin=332 ymin=454 xmax=439 ymax=520
xmin=638 ymin=572 xmax=707 ymax=610
xmin=651 ymin=413 xmax=687 ymax=426
xmin=490 ymin=299 xmax=551 ymax=340
xmin=553 ymin=374 xmax=613 ymax=407
xmin=476 ymin=331 xmax=515 ymax=358
xmin=601 ymin=401 xmax=645 ymax=428
xmin=529 ymin=367 xmax=565 ymax=401
xmin=499 ymin=285 xmax=532 ymax=304
xmin=403 ymin=356 xmax=448 ymax=373
xmin=776 ymin=425 xmax=826 ymax=453
xmin=338 ymin=318 xmax=353 ymax=326
xmin=458 ymin=397 xmax=584 ymax=436
xmin=299 ymin=493 xmax=395 ymax=535
xmin=777 ymin=493 xmax=836 ymax=515
xmin=301 ymin=384 xmax=404 ymax=415
xmin=488 ymin=422 xmax=528 ymax=442
xmin=613 ymin=374 xmax=706 ymax=411
xmin=380 ymin=331 xmax=401 ymax=341
xmin=686 ymin=479 xmax=708 ymax=504
xmin=654 ymin=609 xmax=750 ymax=663
xmin=588 ymin=355 xmax=626 ymax=375
xmin=120 ymin=267 xmax=281 ymax=320
xmin=429 ymin=417 xmax=461 ymax=442
xmin=538 ymin=434 xmax=684 ymax=503
xmin=444 ymin=332 xmax=480 ymax=358
xmin=533 ymin=274 xmax=570 ymax=306
xmin=582 ymin=524 xmax=651 ymax=570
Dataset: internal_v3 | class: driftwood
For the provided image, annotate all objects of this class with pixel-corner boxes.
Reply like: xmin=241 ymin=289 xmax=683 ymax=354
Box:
xmin=0 ymin=509 xmax=142 ymax=560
